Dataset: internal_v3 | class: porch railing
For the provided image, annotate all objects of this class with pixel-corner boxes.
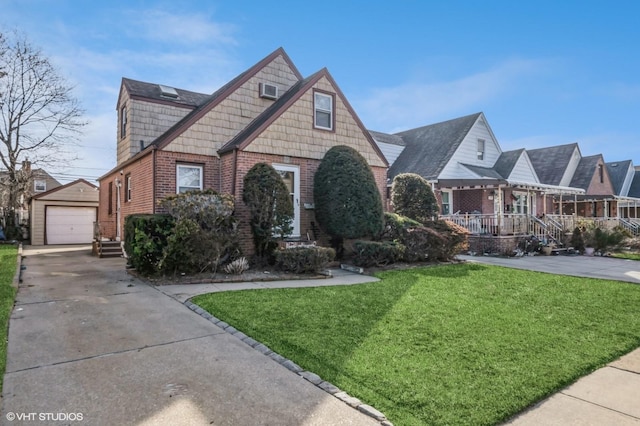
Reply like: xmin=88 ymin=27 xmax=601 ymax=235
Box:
xmin=444 ymin=214 xmax=640 ymax=239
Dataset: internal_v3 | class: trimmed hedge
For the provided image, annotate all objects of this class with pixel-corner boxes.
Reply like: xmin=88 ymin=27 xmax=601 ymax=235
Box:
xmin=352 ymin=240 xmax=406 ymax=267
xmin=378 ymin=212 xmax=422 ymax=241
xmin=275 ymin=247 xmax=336 ymax=274
xmin=123 ymin=214 xmax=174 ymax=275
xmin=314 ymin=145 xmax=384 ymax=255
xmin=391 ymin=173 xmax=439 ymax=223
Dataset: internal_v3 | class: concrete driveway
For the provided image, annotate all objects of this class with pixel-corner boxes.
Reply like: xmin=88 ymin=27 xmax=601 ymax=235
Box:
xmin=1 ymin=246 xmax=378 ymax=426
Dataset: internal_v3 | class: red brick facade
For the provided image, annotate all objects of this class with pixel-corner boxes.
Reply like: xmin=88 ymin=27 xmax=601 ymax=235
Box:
xmin=98 ymin=148 xmax=388 ymax=256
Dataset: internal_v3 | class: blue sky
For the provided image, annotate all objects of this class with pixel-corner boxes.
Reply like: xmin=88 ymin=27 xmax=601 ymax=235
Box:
xmin=2 ymin=0 xmax=639 ymax=183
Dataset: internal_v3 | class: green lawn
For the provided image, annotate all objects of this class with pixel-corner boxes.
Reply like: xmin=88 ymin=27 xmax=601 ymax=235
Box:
xmin=0 ymin=244 xmax=18 ymax=393
xmin=193 ymin=263 xmax=640 ymax=426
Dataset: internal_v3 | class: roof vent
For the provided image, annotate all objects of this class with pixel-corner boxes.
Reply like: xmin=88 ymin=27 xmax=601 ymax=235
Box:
xmin=259 ymin=83 xmax=278 ymax=100
xmin=159 ymin=84 xmax=179 ymax=99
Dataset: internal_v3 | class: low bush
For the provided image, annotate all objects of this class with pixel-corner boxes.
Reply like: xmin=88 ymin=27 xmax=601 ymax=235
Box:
xmin=352 ymin=240 xmax=405 ymax=267
xmin=275 ymin=247 xmax=336 ymax=274
xmin=401 ymin=226 xmax=446 ymax=262
xmin=124 ymin=214 xmax=174 ymax=275
xmin=422 ymin=219 xmax=470 ymax=261
xmin=377 ymin=212 xmax=421 ymax=241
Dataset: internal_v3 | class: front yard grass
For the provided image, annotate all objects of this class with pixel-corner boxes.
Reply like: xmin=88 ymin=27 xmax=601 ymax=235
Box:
xmin=193 ymin=263 xmax=640 ymax=426
xmin=0 ymin=244 xmax=18 ymax=393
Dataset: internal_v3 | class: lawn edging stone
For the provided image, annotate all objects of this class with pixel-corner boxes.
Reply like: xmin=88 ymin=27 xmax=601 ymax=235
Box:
xmin=183 ymin=299 xmax=392 ymax=425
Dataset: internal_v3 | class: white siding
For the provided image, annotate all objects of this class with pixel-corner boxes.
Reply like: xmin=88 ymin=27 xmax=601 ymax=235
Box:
xmin=559 ymin=147 xmax=582 ymax=187
xmin=439 ymin=118 xmax=501 ymax=179
xmin=508 ymin=153 xmax=539 ymax=182
xmin=620 ymin=163 xmax=635 ymax=196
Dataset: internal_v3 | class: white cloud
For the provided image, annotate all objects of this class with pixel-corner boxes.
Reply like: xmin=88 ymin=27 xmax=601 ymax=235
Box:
xmin=129 ymin=9 xmax=237 ymax=46
xmin=355 ymin=58 xmax=550 ymax=133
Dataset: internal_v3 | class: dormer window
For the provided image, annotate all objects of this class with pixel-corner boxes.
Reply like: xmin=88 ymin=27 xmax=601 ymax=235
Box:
xmin=477 ymin=139 xmax=485 ymax=161
xmin=314 ymin=91 xmax=334 ymax=131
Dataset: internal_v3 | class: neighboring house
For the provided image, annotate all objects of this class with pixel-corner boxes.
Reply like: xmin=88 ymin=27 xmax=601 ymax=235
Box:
xmin=528 ymin=145 xmax=617 ymax=218
xmin=607 ymin=160 xmax=640 ymax=219
xmin=0 ymin=160 xmax=61 ymax=228
xmin=30 ymin=179 xmax=99 ymax=245
xmin=371 ymin=113 xmax=584 ymax=243
xmin=97 ymin=48 xmax=388 ymax=254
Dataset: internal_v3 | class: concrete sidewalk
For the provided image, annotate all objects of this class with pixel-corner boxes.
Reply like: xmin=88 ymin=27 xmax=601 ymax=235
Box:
xmin=460 ymin=253 xmax=640 ymax=425
xmin=1 ymin=246 xmax=379 ymax=426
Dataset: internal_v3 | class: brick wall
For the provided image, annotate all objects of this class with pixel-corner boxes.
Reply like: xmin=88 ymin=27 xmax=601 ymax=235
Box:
xmin=231 ymin=151 xmax=388 ymax=256
xmin=154 ymin=150 xmax=221 ymax=213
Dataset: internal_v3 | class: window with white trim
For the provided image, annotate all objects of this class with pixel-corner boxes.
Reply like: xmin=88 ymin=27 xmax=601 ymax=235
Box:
xmin=477 ymin=139 xmax=485 ymax=160
xmin=125 ymin=174 xmax=132 ymax=202
xmin=34 ymin=180 xmax=46 ymax=192
xmin=441 ymin=190 xmax=452 ymax=215
xmin=176 ymin=164 xmax=203 ymax=193
xmin=314 ymin=92 xmax=333 ymax=130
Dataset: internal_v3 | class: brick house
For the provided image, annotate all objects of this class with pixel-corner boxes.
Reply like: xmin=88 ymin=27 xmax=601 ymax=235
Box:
xmin=97 ymin=48 xmax=387 ymax=254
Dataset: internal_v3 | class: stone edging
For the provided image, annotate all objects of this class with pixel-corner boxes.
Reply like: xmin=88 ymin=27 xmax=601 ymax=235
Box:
xmin=183 ymin=299 xmax=393 ymax=426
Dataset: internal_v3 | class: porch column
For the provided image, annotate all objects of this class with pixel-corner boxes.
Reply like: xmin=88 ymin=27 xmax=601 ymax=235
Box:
xmin=574 ymin=194 xmax=578 ymax=217
xmin=543 ymin=192 xmax=547 ymax=215
xmin=559 ymin=193 xmax=563 ymax=215
xmin=604 ymin=199 xmax=608 ymax=218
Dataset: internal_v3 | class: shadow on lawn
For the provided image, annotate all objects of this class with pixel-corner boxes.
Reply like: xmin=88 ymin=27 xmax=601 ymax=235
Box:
xmin=192 ymin=263 xmax=488 ymax=382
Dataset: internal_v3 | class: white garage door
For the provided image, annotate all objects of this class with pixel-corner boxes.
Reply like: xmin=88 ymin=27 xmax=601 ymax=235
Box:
xmin=46 ymin=207 xmax=96 ymax=244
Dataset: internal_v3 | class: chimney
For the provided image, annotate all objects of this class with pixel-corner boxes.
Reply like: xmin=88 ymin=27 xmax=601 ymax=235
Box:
xmin=22 ymin=159 xmax=31 ymax=174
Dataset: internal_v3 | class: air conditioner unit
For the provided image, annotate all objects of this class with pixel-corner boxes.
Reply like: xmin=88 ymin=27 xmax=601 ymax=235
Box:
xmin=259 ymin=83 xmax=278 ymax=100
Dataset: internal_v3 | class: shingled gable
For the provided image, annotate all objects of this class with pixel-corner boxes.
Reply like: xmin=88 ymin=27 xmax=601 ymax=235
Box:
xmin=152 ymin=47 xmax=303 ymax=152
xmin=99 ymin=47 xmax=303 ymax=178
xmin=388 ymin=112 xmax=484 ymax=180
xmin=218 ymin=68 xmax=388 ymax=166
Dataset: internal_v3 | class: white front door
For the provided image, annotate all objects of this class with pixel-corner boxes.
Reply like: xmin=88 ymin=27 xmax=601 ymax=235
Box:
xmin=273 ymin=164 xmax=300 ymax=237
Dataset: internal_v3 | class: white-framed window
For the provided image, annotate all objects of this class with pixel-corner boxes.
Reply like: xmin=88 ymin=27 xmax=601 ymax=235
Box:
xmin=34 ymin=180 xmax=46 ymax=192
xmin=176 ymin=164 xmax=203 ymax=193
xmin=441 ymin=190 xmax=452 ymax=215
xmin=477 ymin=139 xmax=485 ymax=161
xmin=314 ymin=91 xmax=333 ymax=131
xmin=513 ymin=191 xmax=529 ymax=214
xmin=125 ymin=174 xmax=132 ymax=202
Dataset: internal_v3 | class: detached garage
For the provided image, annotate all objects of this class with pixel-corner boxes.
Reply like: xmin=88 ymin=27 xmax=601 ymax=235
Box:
xmin=30 ymin=179 xmax=99 ymax=245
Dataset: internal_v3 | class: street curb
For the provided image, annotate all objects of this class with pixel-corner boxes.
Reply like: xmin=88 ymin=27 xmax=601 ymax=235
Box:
xmin=184 ymin=299 xmax=393 ymax=426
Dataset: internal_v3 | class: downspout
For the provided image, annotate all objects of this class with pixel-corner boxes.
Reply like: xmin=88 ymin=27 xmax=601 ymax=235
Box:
xmin=152 ymin=148 xmax=157 ymax=213
xmin=231 ymin=148 xmax=238 ymax=196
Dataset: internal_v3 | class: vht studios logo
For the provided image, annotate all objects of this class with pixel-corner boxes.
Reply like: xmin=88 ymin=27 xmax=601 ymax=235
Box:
xmin=6 ymin=412 xmax=84 ymax=422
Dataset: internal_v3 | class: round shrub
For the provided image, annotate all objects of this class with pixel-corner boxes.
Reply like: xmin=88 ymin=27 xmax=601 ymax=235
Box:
xmin=314 ymin=145 xmax=384 ymax=255
xmin=391 ymin=173 xmax=439 ymax=223
xmin=352 ymin=240 xmax=406 ymax=267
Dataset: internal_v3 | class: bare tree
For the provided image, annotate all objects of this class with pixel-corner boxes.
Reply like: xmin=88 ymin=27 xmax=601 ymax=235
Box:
xmin=0 ymin=29 xmax=85 ymax=233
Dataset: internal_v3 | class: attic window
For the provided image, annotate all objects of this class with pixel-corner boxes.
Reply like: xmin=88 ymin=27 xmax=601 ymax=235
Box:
xmin=477 ymin=139 xmax=485 ymax=160
xmin=34 ymin=180 xmax=46 ymax=192
xmin=314 ymin=91 xmax=334 ymax=131
xmin=159 ymin=84 xmax=179 ymax=99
